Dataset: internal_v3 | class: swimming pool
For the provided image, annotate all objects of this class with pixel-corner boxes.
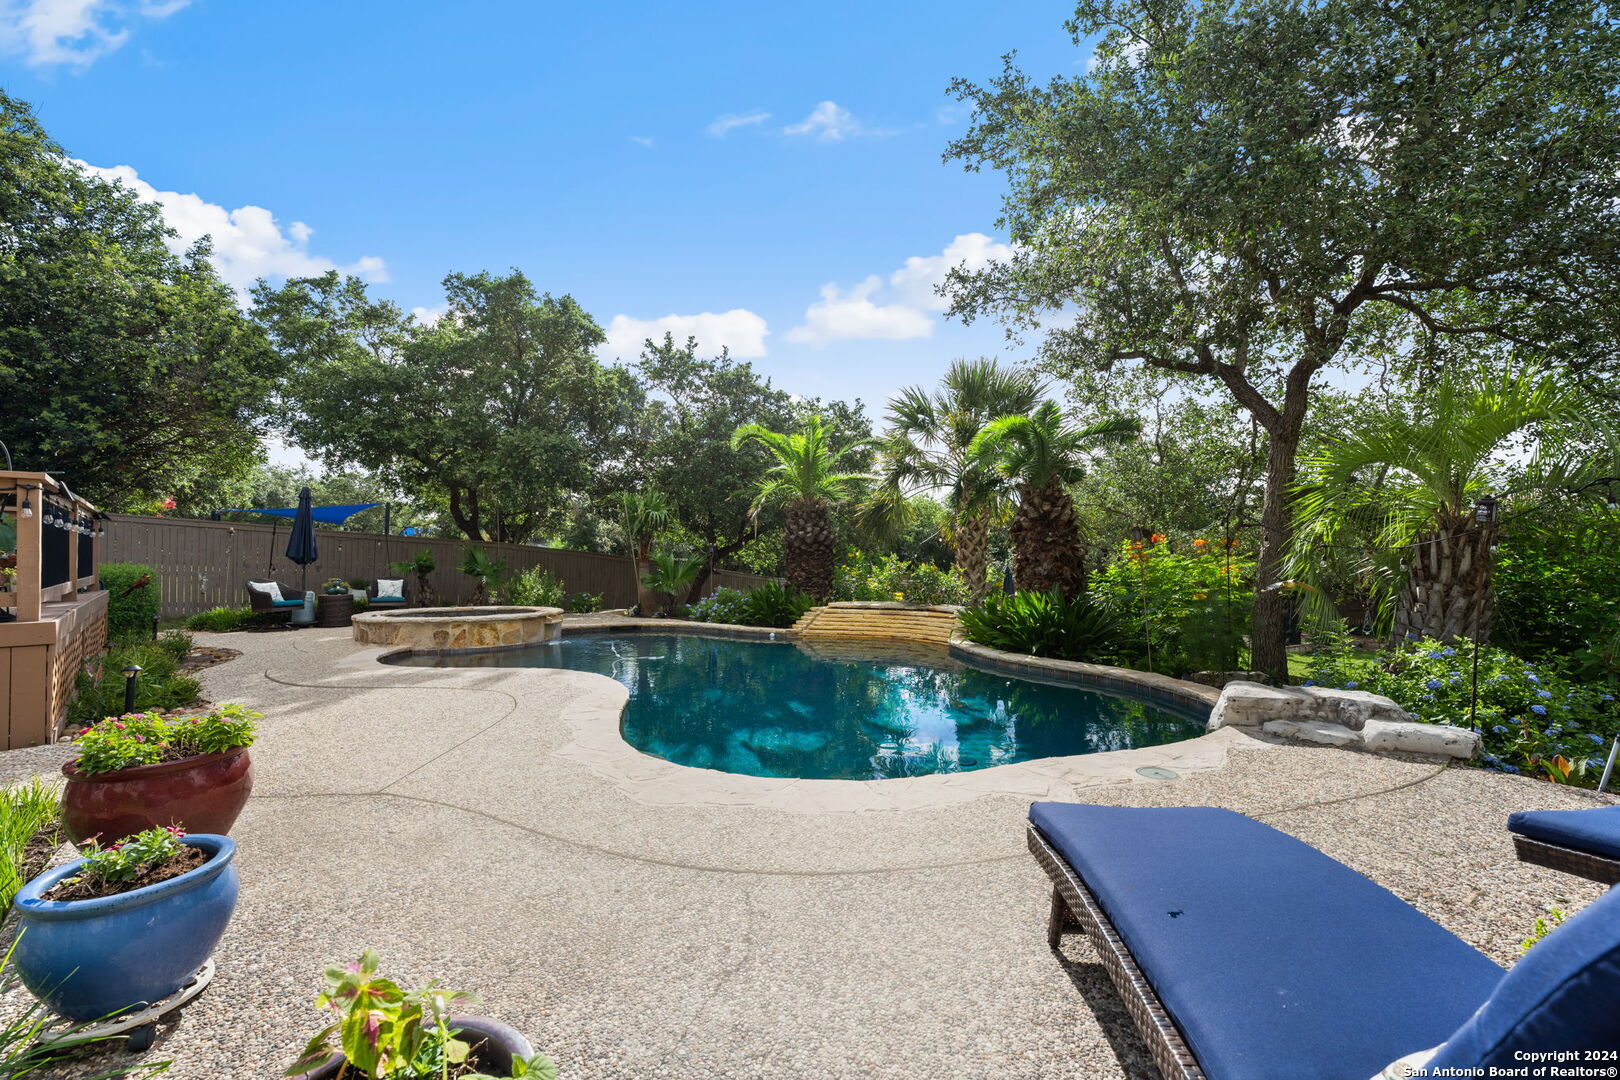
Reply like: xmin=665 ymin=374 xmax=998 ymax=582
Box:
xmin=388 ymin=633 xmax=1207 ymax=780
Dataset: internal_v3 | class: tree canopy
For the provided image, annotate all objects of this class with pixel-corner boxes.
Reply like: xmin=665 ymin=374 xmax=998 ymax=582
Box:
xmin=0 ymin=90 xmax=281 ymax=510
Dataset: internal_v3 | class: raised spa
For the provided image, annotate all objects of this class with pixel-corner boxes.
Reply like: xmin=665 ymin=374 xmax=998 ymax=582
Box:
xmin=352 ymin=605 xmax=564 ymax=651
xmin=386 ymin=632 xmax=1207 ymax=780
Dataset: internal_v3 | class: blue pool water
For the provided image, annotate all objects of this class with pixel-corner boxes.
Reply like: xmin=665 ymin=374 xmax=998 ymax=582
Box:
xmin=388 ymin=633 xmax=1206 ymax=780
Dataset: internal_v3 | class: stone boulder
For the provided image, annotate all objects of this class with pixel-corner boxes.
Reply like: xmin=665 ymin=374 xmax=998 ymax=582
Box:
xmin=1207 ymin=681 xmax=1413 ymax=733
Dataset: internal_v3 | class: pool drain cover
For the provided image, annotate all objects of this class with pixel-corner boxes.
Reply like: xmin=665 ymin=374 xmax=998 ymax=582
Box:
xmin=1135 ymin=766 xmax=1180 ymax=780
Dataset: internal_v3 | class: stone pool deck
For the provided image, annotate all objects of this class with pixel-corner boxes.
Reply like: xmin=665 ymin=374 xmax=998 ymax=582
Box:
xmin=6 ymin=622 xmax=1616 ymax=1079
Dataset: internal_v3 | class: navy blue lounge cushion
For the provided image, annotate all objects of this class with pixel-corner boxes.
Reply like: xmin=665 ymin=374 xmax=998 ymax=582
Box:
xmin=1426 ymin=882 xmax=1620 ymax=1068
xmin=1029 ymin=803 xmax=1504 ymax=1080
xmin=1507 ymin=805 xmax=1620 ymax=860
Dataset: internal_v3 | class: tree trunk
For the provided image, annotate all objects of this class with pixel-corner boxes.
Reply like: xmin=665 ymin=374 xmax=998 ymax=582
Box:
xmin=632 ymin=535 xmax=656 ymax=613
xmin=1393 ymin=511 xmax=1496 ymax=643
xmin=785 ymin=501 xmax=836 ymax=600
xmin=955 ymin=509 xmax=992 ymax=601
xmin=1250 ymin=425 xmax=1298 ymax=681
xmin=1010 ymin=477 xmax=1088 ymax=598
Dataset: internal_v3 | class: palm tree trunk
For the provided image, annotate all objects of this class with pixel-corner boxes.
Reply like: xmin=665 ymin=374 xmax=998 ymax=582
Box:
xmin=633 ymin=535 xmax=656 ymax=613
xmin=1393 ymin=511 xmax=1496 ymax=643
xmin=954 ymin=509 xmax=992 ymax=601
xmin=785 ymin=501 xmax=836 ymax=600
xmin=1010 ymin=477 xmax=1087 ymax=598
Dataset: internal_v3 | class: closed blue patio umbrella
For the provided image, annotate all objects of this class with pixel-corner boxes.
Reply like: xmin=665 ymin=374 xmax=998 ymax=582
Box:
xmin=285 ymin=487 xmax=319 ymax=600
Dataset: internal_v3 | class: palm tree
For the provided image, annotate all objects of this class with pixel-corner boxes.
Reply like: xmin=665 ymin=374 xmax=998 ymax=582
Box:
xmin=731 ymin=416 xmax=873 ymax=600
xmin=869 ymin=359 xmax=1043 ymax=601
xmin=1291 ymin=367 xmax=1600 ymax=643
xmin=969 ymin=402 xmax=1141 ymax=598
xmin=640 ymin=550 xmax=706 ymax=616
xmin=614 ymin=490 xmax=673 ymax=614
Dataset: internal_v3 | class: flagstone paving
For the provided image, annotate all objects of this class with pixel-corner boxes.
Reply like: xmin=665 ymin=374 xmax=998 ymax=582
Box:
xmin=5 ymin=623 xmax=1613 ymax=1079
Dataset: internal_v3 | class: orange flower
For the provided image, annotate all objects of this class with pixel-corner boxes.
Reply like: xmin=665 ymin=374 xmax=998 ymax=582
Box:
xmin=1150 ymin=532 xmax=1166 ymax=544
xmin=1192 ymin=538 xmax=1208 ymax=548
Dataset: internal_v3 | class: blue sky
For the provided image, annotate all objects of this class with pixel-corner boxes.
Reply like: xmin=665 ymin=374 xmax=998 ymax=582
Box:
xmin=2 ymin=1 xmax=1092 ymax=451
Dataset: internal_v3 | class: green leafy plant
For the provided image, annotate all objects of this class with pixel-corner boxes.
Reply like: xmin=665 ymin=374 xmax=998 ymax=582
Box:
xmin=99 ymin=563 xmax=161 ymax=643
xmin=63 ymin=826 xmax=188 ymax=893
xmin=183 ymin=606 xmax=258 ymax=632
xmin=1302 ymin=638 xmax=1619 ymax=786
xmin=156 ymin=631 xmax=193 ymax=662
xmin=285 ymin=950 xmax=556 ymax=1080
xmin=565 ymin=592 xmax=601 ymax=614
xmin=743 ymin=582 xmax=813 ymax=628
xmin=958 ymin=589 xmax=1123 ymax=662
xmin=641 ymin=551 xmax=707 ymax=616
xmin=71 ymin=705 xmax=261 ymax=776
xmin=1521 ymin=907 xmax=1568 ymax=953
xmin=832 ymin=551 xmax=974 ymax=606
xmin=1093 ymin=536 xmax=1254 ymax=675
xmin=460 ymin=548 xmax=507 ymax=605
xmin=507 ymin=567 xmax=566 ymax=608
xmin=348 ymin=577 xmax=371 ymax=590
xmin=0 ymin=778 xmax=59 ymax=911
xmin=67 ymin=643 xmax=202 ymax=727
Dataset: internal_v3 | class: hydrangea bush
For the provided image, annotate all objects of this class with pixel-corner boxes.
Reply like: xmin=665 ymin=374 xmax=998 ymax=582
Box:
xmin=684 ymin=587 xmax=752 ymax=625
xmin=1302 ymin=636 xmax=1619 ymax=785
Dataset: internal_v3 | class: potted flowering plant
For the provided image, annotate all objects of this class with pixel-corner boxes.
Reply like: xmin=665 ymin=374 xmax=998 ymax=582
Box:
xmin=61 ymin=705 xmax=260 ymax=844
xmin=323 ymin=578 xmax=350 ymax=596
xmin=11 ymin=826 xmax=238 ymax=1021
xmin=286 ymin=950 xmax=555 ymax=1079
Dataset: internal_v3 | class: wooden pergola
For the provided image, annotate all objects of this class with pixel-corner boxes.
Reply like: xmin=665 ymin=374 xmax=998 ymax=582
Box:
xmin=0 ymin=470 xmax=108 ymax=747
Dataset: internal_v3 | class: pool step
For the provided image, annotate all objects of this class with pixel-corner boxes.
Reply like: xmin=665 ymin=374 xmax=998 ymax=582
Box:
xmin=791 ymin=602 xmax=961 ymax=646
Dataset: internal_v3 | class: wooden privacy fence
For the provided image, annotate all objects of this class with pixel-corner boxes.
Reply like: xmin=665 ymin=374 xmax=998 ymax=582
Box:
xmin=105 ymin=514 xmax=775 ymax=618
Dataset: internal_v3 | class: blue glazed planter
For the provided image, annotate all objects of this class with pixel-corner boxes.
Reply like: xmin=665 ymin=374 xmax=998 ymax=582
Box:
xmin=11 ymin=834 xmax=238 ymax=1021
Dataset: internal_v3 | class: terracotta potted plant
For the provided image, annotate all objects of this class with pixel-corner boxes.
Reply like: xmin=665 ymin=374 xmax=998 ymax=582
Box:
xmin=286 ymin=950 xmax=555 ymax=1079
xmin=61 ymin=705 xmax=260 ymax=845
xmin=11 ymin=827 xmax=238 ymax=1021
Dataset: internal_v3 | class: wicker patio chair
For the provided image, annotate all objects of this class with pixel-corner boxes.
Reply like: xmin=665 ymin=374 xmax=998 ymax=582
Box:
xmin=367 ymin=579 xmax=410 ymax=607
xmin=1029 ymin=802 xmax=1620 ymax=1078
xmin=245 ymin=578 xmax=305 ymax=626
xmin=1508 ymin=806 xmax=1620 ymax=886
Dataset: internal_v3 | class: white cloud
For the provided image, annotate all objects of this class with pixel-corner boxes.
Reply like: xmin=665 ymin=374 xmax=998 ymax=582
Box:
xmin=410 ymin=306 xmax=446 ymax=327
xmin=706 ymin=110 xmax=771 ymax=138
xmin=785 ymin=278 xmax=933 ymax=346
xmin=783 ymin=101 xmax=891 ymax=142
xmin=74 ymin=160 xmax=389 ymax=295
xmin=786 ymin=233 xmax=1012 ymax=345
xmin=628 ymin=135 xmax=655 ymax=147
xmin=601 ymin=309 xmax=769 ymax=360
xmin=887 ymin=232 xmax=1015 ymax=311
xmin=0 ymin=0 xmax=189 ymax=69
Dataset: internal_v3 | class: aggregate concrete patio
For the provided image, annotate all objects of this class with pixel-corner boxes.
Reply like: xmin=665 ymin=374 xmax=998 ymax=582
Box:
xmin=6 ymin=623 xmax=1615 ymax=1079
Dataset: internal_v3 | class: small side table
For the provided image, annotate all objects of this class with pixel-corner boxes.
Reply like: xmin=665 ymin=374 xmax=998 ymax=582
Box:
xmin=315 ymin=592 xmax=355 ymax=628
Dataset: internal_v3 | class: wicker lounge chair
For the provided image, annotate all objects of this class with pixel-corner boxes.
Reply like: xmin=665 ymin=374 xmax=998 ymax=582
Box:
xmin=1029 ymin=803 xmax=1620 ymax=1079
xmin=245 ymin=579 xmax=305 ymax=626
xmin=1508 ymin=805 xmax=1620 ymax=885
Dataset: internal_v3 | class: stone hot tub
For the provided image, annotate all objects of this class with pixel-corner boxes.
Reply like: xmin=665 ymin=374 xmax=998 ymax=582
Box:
xmin=351 ymin=606 xmax=565 ymax=651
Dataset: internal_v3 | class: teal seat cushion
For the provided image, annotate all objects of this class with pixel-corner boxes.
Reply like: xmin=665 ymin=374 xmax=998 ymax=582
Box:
xmin=370 ymin=596 xmax=406 ymax=604
xmin=271 ymin=599 xmax=303 ymax=608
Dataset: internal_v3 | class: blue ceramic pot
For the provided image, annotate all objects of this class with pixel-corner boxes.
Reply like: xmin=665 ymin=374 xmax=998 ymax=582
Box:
xmin=11 ymin=834 xmax=238 ymax=1021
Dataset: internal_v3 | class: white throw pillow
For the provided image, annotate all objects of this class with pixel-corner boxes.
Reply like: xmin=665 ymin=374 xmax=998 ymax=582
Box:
xmin=376 ymin=578 xmax=405 ymax=600
xmin=248 ymin=581 xmax=284 ymax=602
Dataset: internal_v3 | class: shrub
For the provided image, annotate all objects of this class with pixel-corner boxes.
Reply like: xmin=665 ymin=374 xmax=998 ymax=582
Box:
xmin=1092 ymin=536 xmax=1254 ymax=675
xmin=1494 ymin=522 xmax=1620 ymax=681
xmin=184 ymin=606 xmax=263 ymax=633
xmin=958 ymin=589 xmax=1123 ymax=662
xmin=507 ymin=566 xmax=566 ymax=607
xmin=99 ymin=563 xmax=160 ymax=643
xmin=833 ymin=552 xmax=973 ymax=605
xmin=0 ymin=778 xmax=59 ymax=911
xmin=67 ymin=642 xmax=202 ymax=727
xmin=743 ymin=582 xmax=813 ymax=627
xmin=346 ymin=577 xmax=370 ymax=589
xmin=157 ymin=631 xmax=193 ymax=661
xmin=685 ymin=587 xmax=752 ymax=625
xmin=1302 ymin=636 xmax=1620 ymax=786
xmin=566 ymin=592 xmax=602 ymax=614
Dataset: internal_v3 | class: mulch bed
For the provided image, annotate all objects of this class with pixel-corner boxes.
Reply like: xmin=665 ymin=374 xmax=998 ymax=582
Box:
xmin=178 ymin=646 xmax=240 ymax=674
xmin=42 ymin=846 xmax=207 ymax=902
xmin=18 ymin=824 xmax=60 ymax=886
